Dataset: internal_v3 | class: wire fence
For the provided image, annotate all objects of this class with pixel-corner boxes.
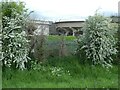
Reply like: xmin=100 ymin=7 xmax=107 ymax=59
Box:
xmin=29 ymin=35 xmax=77 ymax=61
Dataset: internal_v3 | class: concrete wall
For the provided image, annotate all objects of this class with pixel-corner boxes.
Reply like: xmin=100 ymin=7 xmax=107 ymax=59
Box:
xmin=49 ymin=23 xmax=57 ymax=35
xmin=33 ymin=20 xmax=52 ymax=35
xmin=55 ymin=21 xmax=84 ymax=28
xmin=33 ymin=20 xmax=85 ymax=35
xmin=34 ymin=25 xmax=49 ymax=35
xmin=54 ymin=21 xmax=85 ymax=36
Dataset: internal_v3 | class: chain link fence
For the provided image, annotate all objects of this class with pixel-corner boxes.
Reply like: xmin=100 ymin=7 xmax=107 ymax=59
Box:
xmin=29 ymin=35 xmax=77 ymax=62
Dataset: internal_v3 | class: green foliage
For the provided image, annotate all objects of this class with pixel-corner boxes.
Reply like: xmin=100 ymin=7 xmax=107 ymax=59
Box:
xmin=31 ymin=62 xmax=70 ymax=77
xmin=2 ymin=1 xmax=30 ymax=70
xmin=46 ymin=35 xmax=77 ymax=58
xmin=34 ymin=35 xmax=46 ymax=63
xmin=48 ymin=35 xmax=76 ymax=41
xmin=118 ymin=23 xmax=120 ymax=64
xmin=2 ymin=56 xmax=118 ymax=88
xmin=1 ymin=1 xmax=26 ymax=18
xmin=77 ymin=14 xmax=117 ymax=68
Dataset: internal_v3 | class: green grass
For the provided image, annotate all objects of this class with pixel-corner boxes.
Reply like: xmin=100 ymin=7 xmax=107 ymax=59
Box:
xmin=47 ymin=35 xmax=76 ymax=41
xmin=0 ymin=67 xmax=2 ymax=89
xmin=2 ymin=35 xmax=118 ymax=88
xmin=2 ymin=56 xmax=118 ymax=88
xmin=46 ymin=35 xmax=77 ymax=57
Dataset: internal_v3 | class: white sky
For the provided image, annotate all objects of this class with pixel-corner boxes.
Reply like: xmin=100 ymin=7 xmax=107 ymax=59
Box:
xmin=20 ymin=0 xmax=119 ymax=21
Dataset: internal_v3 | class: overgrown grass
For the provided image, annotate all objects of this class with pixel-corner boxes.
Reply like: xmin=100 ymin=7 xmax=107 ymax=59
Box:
xmin=46 ymin=35 xmax=77 ymax=57
xmin=47 ymin=35 xmax=76 ymax=41
xmin=2 ymin=56 xmax=118 ymax=88
xmin=2 ymin=35 xmax=118 ymax=88
xmin=0 ymin=67 xmax=2 ymax=89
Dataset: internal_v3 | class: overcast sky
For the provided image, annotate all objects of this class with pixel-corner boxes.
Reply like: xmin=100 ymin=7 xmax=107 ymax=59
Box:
xmin=20 ymin=0 xmax=119 ymax=21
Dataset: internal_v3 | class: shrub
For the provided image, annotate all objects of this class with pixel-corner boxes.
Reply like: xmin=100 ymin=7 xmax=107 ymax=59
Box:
xmin=2 ymin=1 xmax=30 ymax=70
xmin=77 ymin=13 xmax=117 ymax=68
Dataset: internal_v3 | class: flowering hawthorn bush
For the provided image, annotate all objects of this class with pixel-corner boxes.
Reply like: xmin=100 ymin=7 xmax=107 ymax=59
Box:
xmin=2 ymin=1 xmax=30 ymax=70
xmin=77 ymin=14 xmax=117 ymax=68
